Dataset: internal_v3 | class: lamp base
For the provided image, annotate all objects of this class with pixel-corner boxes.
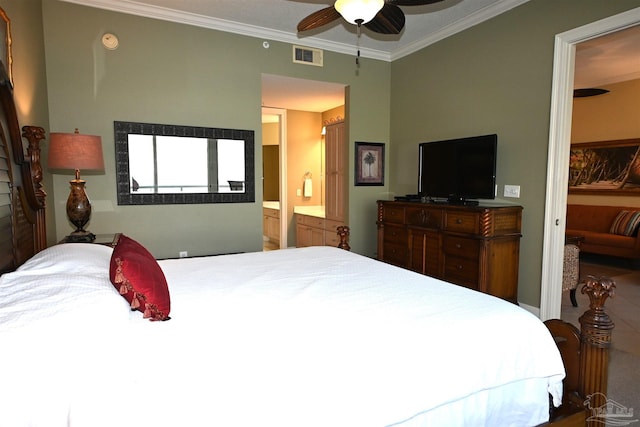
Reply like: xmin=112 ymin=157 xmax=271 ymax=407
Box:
xmin=64 ymin=230 xmax=96 ymax=243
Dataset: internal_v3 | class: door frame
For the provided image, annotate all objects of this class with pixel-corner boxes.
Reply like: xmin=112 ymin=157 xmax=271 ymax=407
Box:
xmin=262 ymin=107 xmax=288 ymax=249
xmin=540 ymin=7 xmax=640 ymax=320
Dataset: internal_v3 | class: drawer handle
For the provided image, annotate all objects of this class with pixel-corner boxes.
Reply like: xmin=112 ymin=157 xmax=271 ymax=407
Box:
xmin=456 ymin=243 xmax=462 ymax=249
xmin=420 ymin=210 xmax=430 ymax=224
xmin=457 ymin=264 xmax=463 ymax=270
xmin=456 ymin=218 xmax=463 ymax=224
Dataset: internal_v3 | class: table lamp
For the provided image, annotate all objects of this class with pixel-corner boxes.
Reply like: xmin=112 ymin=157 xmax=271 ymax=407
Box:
xmin=48 ymin=129 xmax=104 ymax=242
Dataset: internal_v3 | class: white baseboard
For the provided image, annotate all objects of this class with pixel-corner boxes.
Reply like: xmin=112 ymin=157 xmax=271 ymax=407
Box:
xmin=519 ymin=302 xmax=540 ymax=318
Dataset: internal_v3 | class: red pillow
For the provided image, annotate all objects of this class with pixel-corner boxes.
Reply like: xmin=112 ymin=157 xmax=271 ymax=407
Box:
xmin=109 ymin=234 xmax=170 ymax=321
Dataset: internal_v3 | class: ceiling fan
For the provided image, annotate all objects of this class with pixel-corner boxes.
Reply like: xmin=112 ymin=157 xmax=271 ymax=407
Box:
xmin=297 ymin=0 xmax=446 ymax=35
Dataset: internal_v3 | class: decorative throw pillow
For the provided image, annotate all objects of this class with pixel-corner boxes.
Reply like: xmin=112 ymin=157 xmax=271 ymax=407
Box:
xmin=109 ymin=234 xmax=171 ymax=321
xmin=609 ymin=210 xmax=640 ymax=237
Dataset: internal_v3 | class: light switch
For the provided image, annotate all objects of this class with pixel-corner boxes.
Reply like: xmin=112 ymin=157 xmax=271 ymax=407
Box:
xmin=504 ymin=185 xmax=520 ymax=198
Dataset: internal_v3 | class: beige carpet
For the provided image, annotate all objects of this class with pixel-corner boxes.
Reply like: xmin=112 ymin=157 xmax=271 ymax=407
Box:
xmin=561 ymin=260 xmax=640 ymax=420
xmin=579 ymin=262 xmax=634 ymax=281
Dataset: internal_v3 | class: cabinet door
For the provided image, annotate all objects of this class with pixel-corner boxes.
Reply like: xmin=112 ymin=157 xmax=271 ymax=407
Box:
xmin=325 ymin=122 xmax=346 ymax=221
xmin=408 ymin=228 xmax=441 ymax=277
xmin=311 ymin=226 xmax=324 ymax=246
xmin=296 ymin=224 xmax=311 ymax=247
xmin=266 ymin=216 xmax=279 ymax=242
xmin=296 ymin=215 xmax=325 ymax=248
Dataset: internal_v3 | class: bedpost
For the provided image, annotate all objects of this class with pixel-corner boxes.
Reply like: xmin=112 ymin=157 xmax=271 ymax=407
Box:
xmin=22 ymin=125 xmax=47 ymax=252
xmin=579 ymin=275 xmax=615 ymax=425
xmin=337 ymin=226 xmax=350 ymax=251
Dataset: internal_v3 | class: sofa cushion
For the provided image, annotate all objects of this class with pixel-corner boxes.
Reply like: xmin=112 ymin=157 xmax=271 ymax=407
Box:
xmin=610 ymin=210 xmax=640 ymax=236
xmin=566 ymin=205 xmax=634 ymax=233
xmin=570 ymin=229 xmax=637 ymax=249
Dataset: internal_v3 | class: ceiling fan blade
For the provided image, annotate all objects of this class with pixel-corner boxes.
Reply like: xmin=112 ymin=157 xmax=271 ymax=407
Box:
xmin=297 ymin=6 xmax=342 ymax=32
xmin=364 ymin=4 xmax=405 ymax=34
xmin=389 ymin=0 xmax=446 ymax=5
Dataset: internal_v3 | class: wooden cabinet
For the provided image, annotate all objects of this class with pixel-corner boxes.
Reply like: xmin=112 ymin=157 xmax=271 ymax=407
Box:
xmin=295 ymin=121 xmax=347 ymax=248
xmin=296 ymin=214 xmax=346 ymax=248
xmin=296 ymin=214 xmax=325 ymax=247
xmin=325 ymin=122 xmax=347 ymax=222
xmin=377 ymin=201 xmax=522 ymax=303
xmin=263 ymin=208 xmax=280 ymax=244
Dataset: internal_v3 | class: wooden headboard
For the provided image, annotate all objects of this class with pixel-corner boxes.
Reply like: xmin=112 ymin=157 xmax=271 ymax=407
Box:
xmin=0 ymin=60 xmax=46 ymax=274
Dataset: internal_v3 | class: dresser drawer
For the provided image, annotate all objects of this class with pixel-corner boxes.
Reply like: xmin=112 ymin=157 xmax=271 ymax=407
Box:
xmin=443 ymin=236 xmax=480 ymax=259
xmin=382 ymin=205 xmax=406 ymax=224
xmin=383 ymin=224 xmax=407 ymax=245
xmin=406 ymin=206 xmax=442 ymax=228
xmin=444 ymin=211 xmax=480 ymax=233
xmin=383 ymin=242 xmax=408 ymax=267
xmin=296 ymin=214 xmax=325 ymax=228
xmin=324 ymin=219 xmax=344 ymax=234
xmin=263 ymin=207 xmax=279 ymax=218
xmin=444 ymin=256 xmax=479 ymax=289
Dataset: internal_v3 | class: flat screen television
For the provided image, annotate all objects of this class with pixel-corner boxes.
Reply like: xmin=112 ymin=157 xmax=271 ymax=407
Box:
xmin=418 ymin=134 xmax=497 ymax=205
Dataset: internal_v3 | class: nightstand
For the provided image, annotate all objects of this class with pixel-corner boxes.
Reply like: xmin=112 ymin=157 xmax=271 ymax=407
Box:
xmin=59 ymin=233 xmax=121 ymax=247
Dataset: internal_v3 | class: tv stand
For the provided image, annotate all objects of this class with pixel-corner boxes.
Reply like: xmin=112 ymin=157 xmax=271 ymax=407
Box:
xmin=376 ymin=201 xmax=522 ymax=303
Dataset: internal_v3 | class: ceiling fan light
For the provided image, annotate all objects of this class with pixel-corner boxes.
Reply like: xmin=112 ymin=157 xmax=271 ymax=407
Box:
xmin=334 ymin=0 xmax=384 ymax=25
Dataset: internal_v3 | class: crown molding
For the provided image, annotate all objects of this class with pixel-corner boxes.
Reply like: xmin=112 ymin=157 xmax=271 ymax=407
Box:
xmin=59 ymin=0 xmax=391 ymax=61
xmin=391 ymin=0 xmax=530 ymax=61
xmin=59 ymin=0 xmax=528 ymax=62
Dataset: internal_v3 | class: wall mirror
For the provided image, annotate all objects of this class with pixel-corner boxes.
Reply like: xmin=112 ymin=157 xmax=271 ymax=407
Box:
xmin=115 ymin=121 xmax=255 ymax=205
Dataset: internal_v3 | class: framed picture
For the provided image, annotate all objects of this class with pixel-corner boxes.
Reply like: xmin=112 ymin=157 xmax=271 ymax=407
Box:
xmin=355 ymin=142 xmax=384 ymax=186
xmin=569 ymin=138 xmax=640 ymax=195
xmin=0 ymin=7 xmax=12 ymax=85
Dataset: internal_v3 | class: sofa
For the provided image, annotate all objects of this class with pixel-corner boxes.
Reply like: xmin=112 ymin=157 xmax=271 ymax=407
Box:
xmin=566 ymin=204 xmax=640 ymax=260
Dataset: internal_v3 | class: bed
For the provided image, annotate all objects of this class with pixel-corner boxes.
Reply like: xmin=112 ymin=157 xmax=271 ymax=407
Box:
xmin=0 ymin=60 xmax=614 ymax=427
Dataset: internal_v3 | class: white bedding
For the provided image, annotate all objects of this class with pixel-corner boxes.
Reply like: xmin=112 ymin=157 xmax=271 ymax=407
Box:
xmin=0 ymin=244 xmax=564 ymax=426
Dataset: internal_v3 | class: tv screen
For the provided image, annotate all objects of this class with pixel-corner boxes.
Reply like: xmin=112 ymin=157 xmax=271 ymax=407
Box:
xmin=418 ymin=134 xmax=497 ymax=204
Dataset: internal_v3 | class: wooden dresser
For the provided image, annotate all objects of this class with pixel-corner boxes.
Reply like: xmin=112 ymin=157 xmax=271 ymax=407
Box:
xmin=377 ymin=201 xmax=522 ymax=303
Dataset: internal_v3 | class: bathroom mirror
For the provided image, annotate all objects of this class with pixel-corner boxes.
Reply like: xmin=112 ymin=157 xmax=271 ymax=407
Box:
xmin=115 ymin=121 xmax=255 ymax=205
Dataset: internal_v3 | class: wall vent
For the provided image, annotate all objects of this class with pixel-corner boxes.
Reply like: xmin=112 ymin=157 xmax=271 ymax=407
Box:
xmin=293 ymin=45 xmax=323 ymax=67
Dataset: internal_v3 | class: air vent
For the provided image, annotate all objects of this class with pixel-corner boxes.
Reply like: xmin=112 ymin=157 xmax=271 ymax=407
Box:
xmin=293 ymin=45 xmax=323 ymax=67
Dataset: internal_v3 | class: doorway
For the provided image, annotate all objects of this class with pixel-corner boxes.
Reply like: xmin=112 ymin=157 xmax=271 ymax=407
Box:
xmin=261 ymin=107 xmax=287 ymax=250
xmin=261 ymin=74 xmax=346 ymax=250
xmin=540 ymin=9 xmax=640 ymax=320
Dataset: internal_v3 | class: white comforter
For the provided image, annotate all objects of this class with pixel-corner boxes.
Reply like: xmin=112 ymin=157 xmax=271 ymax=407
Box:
xmin=0 ymin=244 xmax=564 ymax=426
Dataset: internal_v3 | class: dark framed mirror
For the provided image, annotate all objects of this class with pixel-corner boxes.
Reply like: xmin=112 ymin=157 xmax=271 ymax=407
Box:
xmin=115 ymin=121 xmax=255 ymax=205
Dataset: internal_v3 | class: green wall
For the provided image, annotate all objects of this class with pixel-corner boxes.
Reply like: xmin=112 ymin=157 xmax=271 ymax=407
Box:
xmin=6 ymin=0 xmax=640 ymax=307
xmin=0 ymin=0 xmax=54 ymax=243
xmin=390 ymin=0 xmax=640 ymax=306
xmin=41 ymin=0 xmax=390 ymax=258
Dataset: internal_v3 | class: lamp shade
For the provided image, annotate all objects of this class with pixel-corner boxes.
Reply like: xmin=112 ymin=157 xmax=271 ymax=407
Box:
xmin=48 ymin=129 xmax=104 ymax=173
xmin=334 ymin=0 xmax=384 ymax=25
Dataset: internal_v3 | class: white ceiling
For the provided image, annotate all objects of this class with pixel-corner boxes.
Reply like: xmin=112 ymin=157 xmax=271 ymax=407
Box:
xmin=574 ymin=24 xmax=640 ymax=88
xmin=262 ymin=74 xmax=346 ymax=113
xmin=62 ymin=0 xmax=530 ymax=61
xmin=62 ymin=0 xmax=640 ymax=111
